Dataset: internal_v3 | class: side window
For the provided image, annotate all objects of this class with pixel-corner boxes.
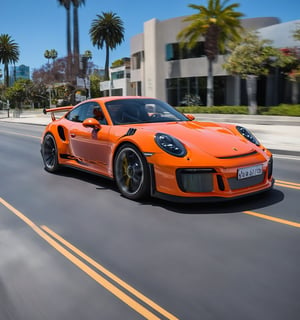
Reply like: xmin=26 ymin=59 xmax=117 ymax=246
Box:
xmin=66 ymin=103 xmax=90 ymax=123
xmin=66 ymin=105 xmax=83 ymax=122
xmin=66 ymin=102 xmax=107 ymax=124
xmin=89 ymin=103 xmax=107 ymax=125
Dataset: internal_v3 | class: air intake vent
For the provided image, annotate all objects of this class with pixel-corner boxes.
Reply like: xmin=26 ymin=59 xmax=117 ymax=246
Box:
xmin=177 ymin=169 xmax=214 ymax=193
xmin=58 ymin=126 xmax=66 ymax=141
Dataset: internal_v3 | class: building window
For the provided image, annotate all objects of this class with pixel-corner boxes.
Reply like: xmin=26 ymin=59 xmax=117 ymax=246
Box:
xmin=132 ymin=51 xmax=144 ymax=70
xmin=111 ymin=88 xmax=123 ymax=96
xmin=137 ymin=82 xmax=142 ymax=96
xmin=166 ymin=42 xmax=205 ymax=61
xmin=111 ymin=71 xmax=125 ymax=80
xmin=166 ymin=76 xmax=227 ymax=106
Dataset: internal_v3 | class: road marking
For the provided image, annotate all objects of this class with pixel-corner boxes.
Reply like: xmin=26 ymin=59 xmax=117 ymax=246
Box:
xmin=41 ymin=225 xmax=179 ymax=320
xmin=243 ymin=211 xmax=300 ymax=228
xmin=275 ymin=180 xmax=300 ymax=190
xmin=0 ymin=197 xmax=179 ymax=320
xmin=0 ymin=129 xmax=40 ymax=139
xmin=273 ymin=154 xmax=300 ymax=161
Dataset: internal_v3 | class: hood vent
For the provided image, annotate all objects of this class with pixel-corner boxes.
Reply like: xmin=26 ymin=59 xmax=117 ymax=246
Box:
xmin=217 ymin=151 xmax=258 ymax=159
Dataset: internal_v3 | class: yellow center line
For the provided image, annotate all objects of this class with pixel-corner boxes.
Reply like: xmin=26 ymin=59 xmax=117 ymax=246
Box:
xmin=275 ymin=183 xmax=300 ymax=190
xmin=41 ymin=225 xmax=179 ymax=320
xmin=243 ymin=210 xmax=300 ymax=228
xmin=0 ymin=197 xmax=179 ymax=320
xmin=275 ymin=180 xmax=300 ymax=190
xmin=276 ymin=180 xmax=300 ymax=186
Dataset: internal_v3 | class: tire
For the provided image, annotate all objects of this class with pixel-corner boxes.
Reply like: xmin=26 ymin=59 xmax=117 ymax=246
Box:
xmin=42 ymin=133 xmax=60 ymax=173
xmin=114 ymin=144 xmax=150 ymax=200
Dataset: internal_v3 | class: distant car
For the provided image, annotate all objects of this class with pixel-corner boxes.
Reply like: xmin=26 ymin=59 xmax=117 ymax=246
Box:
xmin=41 ymin=96 xmax=274 ymax=202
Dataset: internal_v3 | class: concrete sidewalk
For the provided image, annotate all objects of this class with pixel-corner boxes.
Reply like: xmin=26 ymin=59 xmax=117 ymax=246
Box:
xmin=1 ymin=109 xmax=300 ymax=156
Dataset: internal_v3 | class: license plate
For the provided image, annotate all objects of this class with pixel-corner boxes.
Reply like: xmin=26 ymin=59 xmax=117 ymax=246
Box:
xmin=237 ymin=164 xmax=263 ymax=180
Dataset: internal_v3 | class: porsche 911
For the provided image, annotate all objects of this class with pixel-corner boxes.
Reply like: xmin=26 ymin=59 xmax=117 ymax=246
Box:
xmin=41 ymin=96 xmax=274 ymax=202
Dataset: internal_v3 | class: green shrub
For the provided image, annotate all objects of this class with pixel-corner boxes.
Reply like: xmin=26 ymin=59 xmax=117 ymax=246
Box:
xmin=176 ymin=106 xmax=248 ymax=114
xmin=259 ymin=104 xmax=300 ymax=116
xmin=175 ymin=105 xmax=300 ymax=116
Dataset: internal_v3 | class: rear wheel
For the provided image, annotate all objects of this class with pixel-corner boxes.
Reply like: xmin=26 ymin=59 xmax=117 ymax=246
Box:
xmin=114 ymin=144 xmax=150 ymax=200
xmin=42 ymin=133 xmax=60 ymax=173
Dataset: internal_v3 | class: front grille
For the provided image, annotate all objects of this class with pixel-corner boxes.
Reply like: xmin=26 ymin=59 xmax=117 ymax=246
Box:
xmin=217 ymin=175 xmax=225 ymax=191
xmin=177 ymin=169 xmax=214 ymax=193
xmin=228 ymin=174 xmax=265 ymax=190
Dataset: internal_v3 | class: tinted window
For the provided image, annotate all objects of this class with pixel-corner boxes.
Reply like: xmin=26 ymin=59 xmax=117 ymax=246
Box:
xmin=66 ymin=102 xmax=107 ymax=124
xmin=66 ymin=104 xmax=87 ymax=122
xmin=105 ymin=98 xmax=188 ymax=125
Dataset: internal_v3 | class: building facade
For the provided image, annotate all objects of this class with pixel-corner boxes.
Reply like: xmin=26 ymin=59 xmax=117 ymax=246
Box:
xmin=100 ymin=58 xmax=135 ymax=97
xmin=130 ymin=17 xmax=300 ymax=106
xmin=9 ymin=64 xmax=30 ymax=85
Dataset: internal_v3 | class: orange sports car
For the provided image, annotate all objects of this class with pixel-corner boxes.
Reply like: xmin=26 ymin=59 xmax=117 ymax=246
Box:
xmin=41 ymin=96 xmax=274 ymax=202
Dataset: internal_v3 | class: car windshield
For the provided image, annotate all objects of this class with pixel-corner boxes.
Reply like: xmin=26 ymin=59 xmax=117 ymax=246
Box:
xmin=105 ymin=98 xmax=188 ymax=125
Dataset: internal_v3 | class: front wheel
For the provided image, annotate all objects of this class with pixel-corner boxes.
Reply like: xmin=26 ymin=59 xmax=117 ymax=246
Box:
xmin=41 ymin=133 xmax=60 ymax=173
xmin=114 ymin=144 xmax=150 ymax=200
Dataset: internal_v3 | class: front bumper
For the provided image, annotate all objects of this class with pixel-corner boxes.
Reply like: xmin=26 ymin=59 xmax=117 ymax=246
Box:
xmin=148 ymin=155 xmax=274 ymax=202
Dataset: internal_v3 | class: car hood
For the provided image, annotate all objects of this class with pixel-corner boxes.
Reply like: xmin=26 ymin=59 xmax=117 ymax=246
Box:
xmin=142 ymin=121 xmax=257 ymax=158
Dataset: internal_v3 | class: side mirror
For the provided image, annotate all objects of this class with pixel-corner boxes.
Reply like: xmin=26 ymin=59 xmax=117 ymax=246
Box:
xmin=82 ymin=118 xmax=101 ymax=130
xmin=185 ymin=114 xmax=195 ymax=121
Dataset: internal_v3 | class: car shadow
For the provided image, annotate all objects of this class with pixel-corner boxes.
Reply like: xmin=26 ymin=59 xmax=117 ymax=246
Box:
xmin=49 ymin=167 xmax=284 ymax=215
xmin=48 ymin=167 xmax=119 ymax=192
xmin=141 ymin=189 xmax=285 ymax=215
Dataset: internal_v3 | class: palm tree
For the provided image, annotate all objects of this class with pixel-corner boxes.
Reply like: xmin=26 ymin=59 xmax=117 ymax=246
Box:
xmin=0 ymin=34 xmax=19 ymax=87
xmin=89 ymin=11 xmax=124 ymax=80
xmin=50 ymin=49 xmax=58 ymax=62
xmin=72 ymin=0 xmax=85 ymax=77
xmin=44 ymin=49 xmax=58 ymax=67
xmin=57 ymin=0 xmax=72 ymax=79
xmin=177 ymin=0 xmax=244 ymax=106
xmin=44 ymin=49 xmax=52 ymax=65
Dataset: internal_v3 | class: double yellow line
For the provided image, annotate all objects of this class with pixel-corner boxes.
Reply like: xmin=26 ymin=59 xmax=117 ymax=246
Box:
xmin=242 ymin=179 xmax=300 ymax=228
xmin=0 ymin=197 xmax=179 ymax=320
xmin=275 ymin=180 xmax=300 ymax=190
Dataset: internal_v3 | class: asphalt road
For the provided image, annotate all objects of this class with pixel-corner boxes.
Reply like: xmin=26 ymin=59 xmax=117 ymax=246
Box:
xmin=0 ymin=123 xmax=300 ymax=320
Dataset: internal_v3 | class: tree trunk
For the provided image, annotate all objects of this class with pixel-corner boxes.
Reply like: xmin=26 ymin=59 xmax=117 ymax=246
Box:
xmin=207 ymin=58 xmax=213 ymax=106
xmin=246 ymin=75 xmax=258 ymax=115
xmin=105 ymin=44 xmax=110 ymax=81
xmin=4 ymin=63 xmax=9 ymax=87
xmin=73 ymin=6 xmax=80 ymax=77
xmin=66 ymin=7 xmax=72 ymax=81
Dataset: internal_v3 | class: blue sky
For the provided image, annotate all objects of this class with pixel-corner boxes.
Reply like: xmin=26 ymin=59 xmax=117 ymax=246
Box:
xmin=1 ymin=0 xmax=299 ymax=72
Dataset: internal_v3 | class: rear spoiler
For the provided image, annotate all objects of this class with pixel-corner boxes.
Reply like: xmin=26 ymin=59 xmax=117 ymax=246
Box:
xmin=43 ymin=106 xmax=74 ymax=121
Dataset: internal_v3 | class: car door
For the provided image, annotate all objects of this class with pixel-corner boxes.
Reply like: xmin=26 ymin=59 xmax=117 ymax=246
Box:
xmin=68 ymin=102 xmax=112 ymax=174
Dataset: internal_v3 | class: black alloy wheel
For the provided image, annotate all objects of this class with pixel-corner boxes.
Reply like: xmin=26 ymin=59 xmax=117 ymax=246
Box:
xmin=42 ymin=133 xmax=60 ymax=173
xmin=114 ymin=144 xmax=150 ymax=200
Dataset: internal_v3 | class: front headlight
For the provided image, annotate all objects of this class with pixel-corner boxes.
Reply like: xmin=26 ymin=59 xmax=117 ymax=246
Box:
xmin=236 ymin=126 xmax=260 ymax=146
xmin=155 ymin=133 xmax=187 ymax=157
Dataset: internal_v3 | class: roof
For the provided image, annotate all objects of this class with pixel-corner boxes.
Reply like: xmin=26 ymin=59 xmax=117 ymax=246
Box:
xmin=257 ymin=20 xmax=300 ymax=48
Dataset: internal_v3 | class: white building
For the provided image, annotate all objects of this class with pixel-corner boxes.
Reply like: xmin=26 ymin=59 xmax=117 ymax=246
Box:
xmin=130 ymin=17 xmax=300 ymax=106
xmin=100 ymin=58 xmax=135 ymax=96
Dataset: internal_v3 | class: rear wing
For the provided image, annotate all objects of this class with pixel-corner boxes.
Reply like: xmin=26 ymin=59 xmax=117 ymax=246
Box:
xmin=43 ymin=106 xmax=74 ymax=121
